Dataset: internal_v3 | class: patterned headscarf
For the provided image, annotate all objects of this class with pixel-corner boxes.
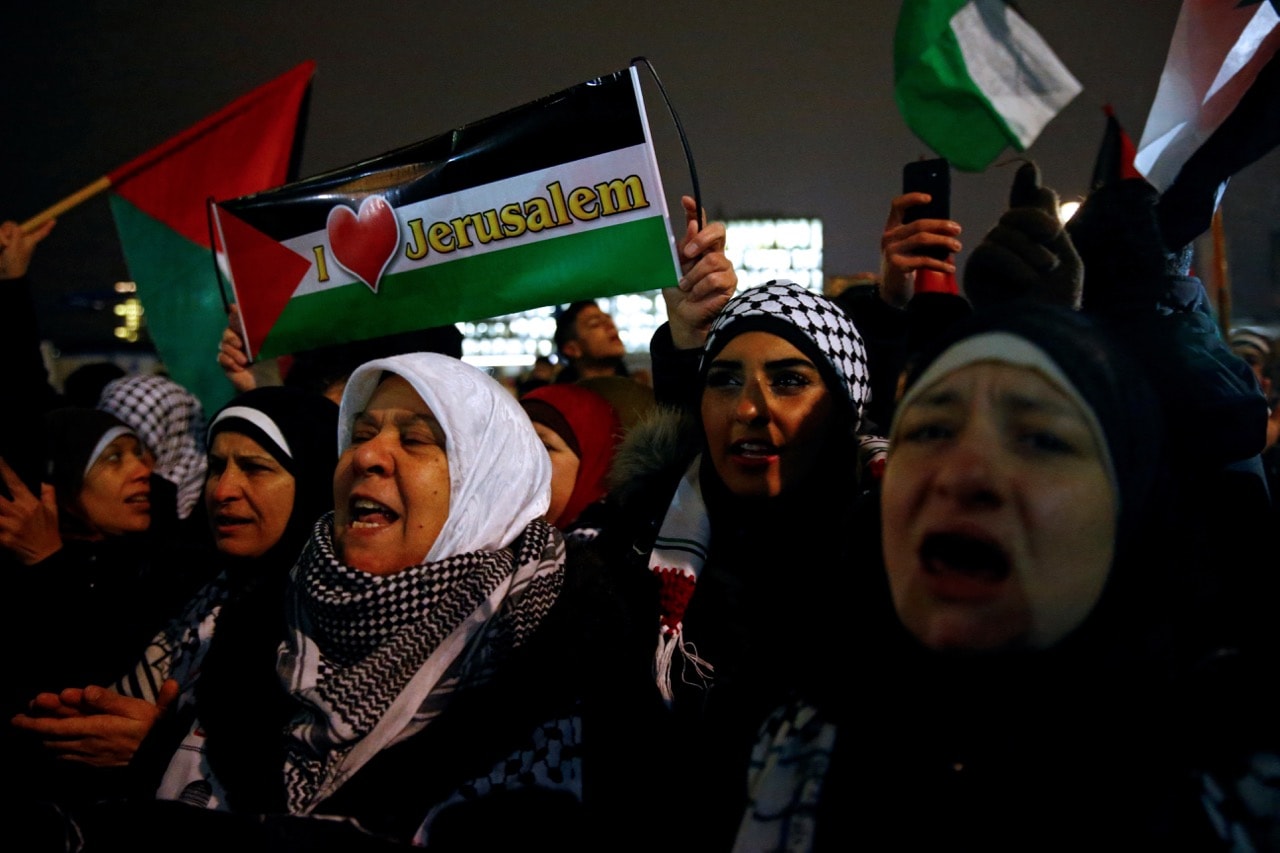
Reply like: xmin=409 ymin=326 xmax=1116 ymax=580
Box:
xmin=648 ymin=281 xmax=872 ymax=703
xmin=289 ymin=353 xmax=561 ymax=812
xmin=98 ymin=374 xmax=207 ymax=520
xmin=156 ymin=353 xmax=573 ymax=823
xmin=700 ymin=279 xmax=871 ymax=428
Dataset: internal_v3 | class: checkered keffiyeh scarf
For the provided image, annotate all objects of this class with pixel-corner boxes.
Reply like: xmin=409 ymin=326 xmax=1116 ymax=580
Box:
xmin=98 ymin=373 xmax=207 ymax=519
xmin=700 ymin=279 xmax=871 ymax=426
xmin=279 ymin=513 xmax=568 ymax=814
xmin=732 ymin=700 xmax=838 ymax=853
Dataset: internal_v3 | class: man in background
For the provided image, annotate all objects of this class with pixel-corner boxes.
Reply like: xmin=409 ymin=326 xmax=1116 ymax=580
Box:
xmin=554 ymin=299 xmax=648 ymax=385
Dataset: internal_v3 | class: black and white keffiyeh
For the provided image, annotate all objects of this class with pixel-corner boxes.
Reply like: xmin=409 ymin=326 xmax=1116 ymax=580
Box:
xmin=700 ymin=279 xmax=871 ymax=427
xmin=279 ymin=513 xmax=568 ymax=813
xmin=114 ymin=570 xmax=237 ymax=703
xmin=156 ymin=351 xmax=567 ymax=820
xmin=98 ymin=373 xmax=208 ymax=519
xmin=647 ymin=280 xmax=873 ymax=703
xmin=732 ymin=699 xmax=838 ymax=853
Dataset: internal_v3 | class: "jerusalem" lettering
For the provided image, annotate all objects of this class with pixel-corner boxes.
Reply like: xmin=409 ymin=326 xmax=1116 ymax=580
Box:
xmin=402 ymin=175 xmax=648 ymax=259
xmin=313 ymin=175 xmax=648 ymax=281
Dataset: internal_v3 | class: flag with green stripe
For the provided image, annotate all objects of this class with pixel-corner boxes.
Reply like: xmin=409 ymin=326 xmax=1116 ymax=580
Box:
xmin=894 ymin=0 xmax=1082 ymax=172
xmin=108 ymin=61 xmax=315 ymax=413
xmin=215 ymin=66 xmax=681 ymax=361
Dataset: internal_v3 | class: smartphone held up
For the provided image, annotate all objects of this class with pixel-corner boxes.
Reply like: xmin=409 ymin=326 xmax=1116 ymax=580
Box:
xmin=902 ymin=157 xmax=952 ymax=261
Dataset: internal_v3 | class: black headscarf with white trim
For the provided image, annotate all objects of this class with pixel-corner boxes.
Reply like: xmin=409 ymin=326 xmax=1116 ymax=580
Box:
xmin=207 ymin=386 xmax=340 ymax=567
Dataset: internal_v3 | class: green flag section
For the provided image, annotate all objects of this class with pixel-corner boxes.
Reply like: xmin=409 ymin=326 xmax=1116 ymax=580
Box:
xmin=894 ymin=0 xmax=1082 ymax=172
xmin=108 ymin=60 xmax=315 ymax=413
xmin=214 ymin=65 xmax=681 ymax=361
xmin=264 ymin=217 xmax=672 ymax=355
xmin=110 ymin=195 xmax=235 ymax=414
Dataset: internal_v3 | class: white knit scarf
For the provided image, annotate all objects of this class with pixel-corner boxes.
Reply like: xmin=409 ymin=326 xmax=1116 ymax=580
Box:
xmin=648 ymin=455 xmax=715 ymax=704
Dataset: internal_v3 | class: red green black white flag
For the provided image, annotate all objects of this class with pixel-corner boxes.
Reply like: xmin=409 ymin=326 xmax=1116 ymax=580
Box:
xmin=214 ymin=66 xmax=680 ymax=361
xmin=109 ymin=61 xmax=315 ymax=412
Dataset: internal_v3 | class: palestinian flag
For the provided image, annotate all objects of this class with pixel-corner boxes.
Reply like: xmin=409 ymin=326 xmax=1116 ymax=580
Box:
xmin=894 ymin=0 xmax=1082 ymax=172
xmin=1137 ymin=0 xmax=1280 ymax=250
xmin=1089 ymin=104 xmax=1142 ymax=192
xmin=215 ymin=66 xmax=680 ymax=361
xmin=1136 ymin=0 xmax=1280 ymax=192
xmin=109 ymin=60 xmax=315 ymax=413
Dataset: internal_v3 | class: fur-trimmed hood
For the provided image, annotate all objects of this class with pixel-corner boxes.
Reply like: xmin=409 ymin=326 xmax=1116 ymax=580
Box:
xmin=605 ymin=404 xmax=702 ymax=513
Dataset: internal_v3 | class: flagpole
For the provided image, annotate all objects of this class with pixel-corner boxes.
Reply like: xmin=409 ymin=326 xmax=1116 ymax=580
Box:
xmin=20 ymin=60 xmax=317 ymax=236
xmin=21 ymin=176 xmax=113 ymax=233
xmin=1210 ymin=207 xmax=1231 ymax=337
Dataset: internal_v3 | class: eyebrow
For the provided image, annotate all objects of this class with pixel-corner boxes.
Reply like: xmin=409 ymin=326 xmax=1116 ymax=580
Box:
xmin=214 ymin=449 xmax=281 ymax=465
xmin=102 ymin=437 xmax=142 ymax=454
xmin=89 ymin=436 xmax=143 ymax=467
xmin=709 ymin=356 xmax=818 ymax=371
xmin=913 ymin=387 xmax=1084 ymax=419
xmin=354 ymin=409 xmax=445 ymax=433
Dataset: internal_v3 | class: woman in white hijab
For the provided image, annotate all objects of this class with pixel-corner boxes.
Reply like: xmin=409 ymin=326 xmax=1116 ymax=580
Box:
xmin=78 ymin=353 xmax=590 ymax=850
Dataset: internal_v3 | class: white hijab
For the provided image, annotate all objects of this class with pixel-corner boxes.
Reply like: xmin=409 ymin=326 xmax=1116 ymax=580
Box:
xmin=338 ymin=352 xmax=551 ymax=562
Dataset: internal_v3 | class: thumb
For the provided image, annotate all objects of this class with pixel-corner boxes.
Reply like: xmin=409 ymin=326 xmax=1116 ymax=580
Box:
xmin=1009 ymin=161 xmax=1061 ymax=219
xmin=155 ymin=679 xmax=181 ymax=715
xmin=29 ymin=219 xmax=56 ymax=243
xmin=40 ymin=483 xmax=59 ymax=517
xmin=1009 ymin=161 xmax=1042 ymax=206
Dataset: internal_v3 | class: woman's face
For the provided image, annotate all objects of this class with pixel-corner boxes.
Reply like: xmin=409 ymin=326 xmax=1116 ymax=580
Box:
xmin=205 ymin=431 xmax=297 ymax=559
xmin=881 ymin=362 xmax=1116 ymax=652
xmin=700 ymin=331 xmax=834 ymax=499
xmin=77 ymin=434 xmax=153 ymax=536
xmin=533 ymin=421 xmax=579 ymax=527
xmin=333 ymin=375 xmax=450 ymax=575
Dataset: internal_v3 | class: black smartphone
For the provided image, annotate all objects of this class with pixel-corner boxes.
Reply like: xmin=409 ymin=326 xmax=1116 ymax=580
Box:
xmin=902 ymin=158 xmax=952 ymax=260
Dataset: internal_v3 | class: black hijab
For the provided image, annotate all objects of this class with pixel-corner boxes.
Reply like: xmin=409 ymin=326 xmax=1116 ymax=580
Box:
xmin=206 ymin=386 xmax=339 ymax=572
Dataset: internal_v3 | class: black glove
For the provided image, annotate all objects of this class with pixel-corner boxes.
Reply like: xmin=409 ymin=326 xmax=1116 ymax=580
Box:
xmin=1064 ymin=176 xmax=1186 ymax=314
xmin=963 ymin=161 xmax=1082 ymax=311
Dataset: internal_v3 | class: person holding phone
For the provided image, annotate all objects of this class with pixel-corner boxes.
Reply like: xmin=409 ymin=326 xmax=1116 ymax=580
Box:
xmin=879 ymin=158 xmax=964 ymax=308
xmin=833 ymin=159 xmax=968 ymax=434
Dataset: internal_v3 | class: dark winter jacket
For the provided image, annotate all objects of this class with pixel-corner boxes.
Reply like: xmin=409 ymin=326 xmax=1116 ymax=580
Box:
xmin=573 ymin=405 xmax=880 ymax=851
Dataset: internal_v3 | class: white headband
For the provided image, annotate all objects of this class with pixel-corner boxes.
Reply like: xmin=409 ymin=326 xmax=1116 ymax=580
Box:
xmin=85 ymin=426 xmax=137 ymax=479
xmin=210 ymin=406 xmax=293 ymax=459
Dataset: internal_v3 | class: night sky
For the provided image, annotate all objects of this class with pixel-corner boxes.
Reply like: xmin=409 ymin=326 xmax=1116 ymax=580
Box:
xmin=5 ymin=1 xmax=1278 ymax=356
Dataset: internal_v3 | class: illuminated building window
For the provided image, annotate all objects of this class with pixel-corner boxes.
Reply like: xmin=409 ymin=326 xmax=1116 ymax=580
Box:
xmin=113 ymin=283 xmax=144 ymax=343
xmin=725 ymin=217 xmax=824 ymax=293
xmin=460 ymin=217 xmax=822 ymax=369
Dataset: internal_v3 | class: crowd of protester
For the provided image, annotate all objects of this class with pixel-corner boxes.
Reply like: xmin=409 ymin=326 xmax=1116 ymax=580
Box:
xmin=1 ymin=151 xmax=1279 ymax=853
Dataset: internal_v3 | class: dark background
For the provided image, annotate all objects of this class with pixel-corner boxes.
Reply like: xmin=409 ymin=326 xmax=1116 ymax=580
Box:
xmin=4 ymin=1 xmax=1278 ymax=357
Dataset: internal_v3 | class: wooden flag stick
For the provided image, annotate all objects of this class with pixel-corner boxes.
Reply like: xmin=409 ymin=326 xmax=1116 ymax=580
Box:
xmin=21 ymin=176 xmax=113 ymax=233
xmin=1210 ymin=206 xmax=1231 ymax=337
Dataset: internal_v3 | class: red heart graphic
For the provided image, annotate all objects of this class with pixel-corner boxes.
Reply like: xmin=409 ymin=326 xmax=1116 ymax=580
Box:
xmin=326 ymin=196 xmax=400 ymax=294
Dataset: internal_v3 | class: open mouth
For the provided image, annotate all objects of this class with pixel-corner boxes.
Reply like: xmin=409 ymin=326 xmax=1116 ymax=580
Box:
xmin=730 ymin=440 xmax=779 ymax=460
xmin=920 ymin=532 xmax=1011 ymax=583
xmin=350 ymin=497 xmax=399 ymax=528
